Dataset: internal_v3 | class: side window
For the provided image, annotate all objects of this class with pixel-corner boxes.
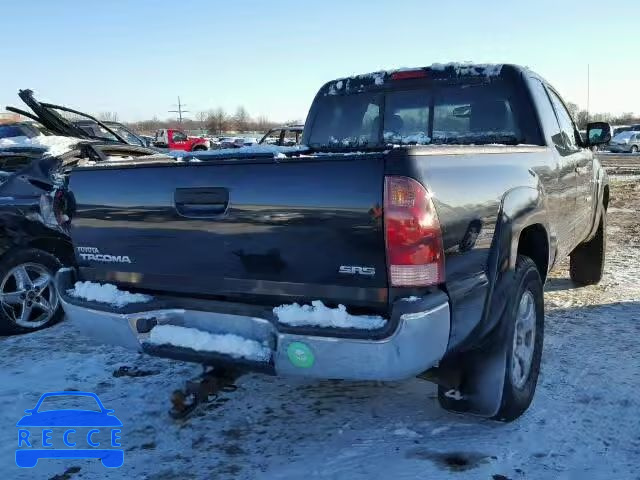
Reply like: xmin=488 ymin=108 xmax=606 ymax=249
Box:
xmin=173 ymin=131 xmax=187 ymax=142
xmin=547 ymin=88 xmax=580 ymax=151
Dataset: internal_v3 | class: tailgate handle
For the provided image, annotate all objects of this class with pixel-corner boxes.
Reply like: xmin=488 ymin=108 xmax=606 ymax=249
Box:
xmin=174 ymin=187 xmax=229 ymax=217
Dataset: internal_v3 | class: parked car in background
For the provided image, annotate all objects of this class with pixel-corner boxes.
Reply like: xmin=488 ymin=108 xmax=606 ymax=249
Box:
xmin=153 ymin=129 xmax=209 ymax=151
xmin=0 ymin=121 xmax=49 ymax=140
xmin=0 ymin=89 xmax=167 ymax=335
xmin=57 ymin=63 xmax=610 ymax=422
xmin=139 ymin=134 xmax=155 ymax=147
xmin=203 ymin=136 xmax=221 ymax=149
xmin=0 ymin=142 xmax=70 ymax=334
xmin=259 ymin=125 xmax=304 ymax=146
xmin=216 ymin=137 xmax=255 ymax=148
xmin=612 ymin=125 xmax=633 ymax=137
xmin=217 ymin=137 xmax=238 ymax=148
xmin=608 ymin=131 xmax=640 ymax=153
xmin=74 ymin=120 xmax=152 ymax=148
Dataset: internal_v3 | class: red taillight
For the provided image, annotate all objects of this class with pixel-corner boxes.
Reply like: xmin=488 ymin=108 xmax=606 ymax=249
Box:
xmin=384 ymin=176 xmax=444 ymax=287
xmin=53 ymin=190 xmax=70 ymax=226
xmin=391 ymin=70 xmax=428 ymax=81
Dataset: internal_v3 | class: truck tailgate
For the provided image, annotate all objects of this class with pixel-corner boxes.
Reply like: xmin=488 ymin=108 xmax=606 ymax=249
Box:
xmin=68 ymin=156 xmax=388 ymax=310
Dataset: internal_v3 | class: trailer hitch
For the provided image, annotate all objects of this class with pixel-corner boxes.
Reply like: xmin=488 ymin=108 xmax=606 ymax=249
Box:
xmin=169 ymin=366 xmax=243 ymax=419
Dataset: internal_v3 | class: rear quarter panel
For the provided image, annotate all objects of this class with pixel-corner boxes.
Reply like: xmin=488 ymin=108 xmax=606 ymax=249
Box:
xmin=386 ymin=146 xmax=552 ymax=351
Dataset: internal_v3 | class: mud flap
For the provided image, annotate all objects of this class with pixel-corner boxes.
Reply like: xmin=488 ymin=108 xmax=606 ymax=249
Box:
xmin=438 ymin=339 xmax=508 ymax=417
xmin=438 ymin=271 xmax=515 ymax=417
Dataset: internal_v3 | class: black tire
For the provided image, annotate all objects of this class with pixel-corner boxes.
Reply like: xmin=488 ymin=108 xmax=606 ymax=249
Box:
xmin=631 ymin=145 xmax=638 ymax=154
xmin=570 ymin=213 xmax=606 ymax=286
xmin=0 ymin=248 xmax=63 ymax=335
xmin=491 ymin=255 xmax=544 ymax=421
xmin=437 ymin=255 xmax=544 ymax=422
xmin=192 ymin=145 xmax=208 ymax=151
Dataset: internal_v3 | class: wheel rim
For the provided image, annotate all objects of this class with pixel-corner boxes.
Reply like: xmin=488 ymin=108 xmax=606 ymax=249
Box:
xmin=511 ymin=290 xmax=537 ymax=388
xmin=0 ymin=263 xmax=58 ymax=329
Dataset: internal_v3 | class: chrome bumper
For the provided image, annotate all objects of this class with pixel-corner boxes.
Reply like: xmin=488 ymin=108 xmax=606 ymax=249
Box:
xmin=57 ymin=270 xmax=450 ymax=381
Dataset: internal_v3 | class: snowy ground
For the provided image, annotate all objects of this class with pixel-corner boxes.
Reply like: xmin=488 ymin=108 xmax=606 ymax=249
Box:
xmin=1 ymin=178 xmax=639 ymax=480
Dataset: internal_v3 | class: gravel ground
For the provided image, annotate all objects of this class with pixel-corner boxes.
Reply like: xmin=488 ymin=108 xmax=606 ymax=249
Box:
xmin=0 ymin=178 xmax=638 ymax=480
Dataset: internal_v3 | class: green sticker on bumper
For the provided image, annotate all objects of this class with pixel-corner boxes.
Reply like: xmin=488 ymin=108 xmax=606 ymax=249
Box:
xmin=287 ymin=342 xmax=315 ymax=368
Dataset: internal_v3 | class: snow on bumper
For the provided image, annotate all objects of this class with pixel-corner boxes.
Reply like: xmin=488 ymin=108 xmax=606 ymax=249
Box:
xmin=56 ymin=270 xmax=450 ymax=381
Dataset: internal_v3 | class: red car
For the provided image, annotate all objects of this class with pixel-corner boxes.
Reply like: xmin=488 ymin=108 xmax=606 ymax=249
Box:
xmin=154 ymin=129 xmax=209 ymax=151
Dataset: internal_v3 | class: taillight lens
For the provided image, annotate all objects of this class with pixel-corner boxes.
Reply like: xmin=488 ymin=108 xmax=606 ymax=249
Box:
xmin=53 ymin=190 xmax=70 ymax=226
xmin=40 ymin=190 xmax=71 ymax=228
xmin=384 ymin=176 xmax=444 ymax=286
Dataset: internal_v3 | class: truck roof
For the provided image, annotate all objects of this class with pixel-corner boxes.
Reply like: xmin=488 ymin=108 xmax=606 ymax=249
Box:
xmin=318 ymin=63 xmax=536 ymax=97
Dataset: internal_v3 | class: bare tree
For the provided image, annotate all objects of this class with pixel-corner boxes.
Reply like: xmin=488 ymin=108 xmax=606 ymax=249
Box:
xmin=98 ymin=111 xmax=119 ymax=122
xmin=125 ymin=108 xmax=311 ymax=137
xmin=255 ymin=115 xmax=274 ymax=132
xmin=206 ymin=108 xmax=229 ymax=135
xmin=196 ymin=111 xmax=208 ymax=131
xmin=233 ymin=106 xmax=250 ymax=132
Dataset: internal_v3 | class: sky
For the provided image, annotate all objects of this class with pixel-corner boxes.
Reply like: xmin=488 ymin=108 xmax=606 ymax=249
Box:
xmin=2 ymin=0 xmax=638 ymax=123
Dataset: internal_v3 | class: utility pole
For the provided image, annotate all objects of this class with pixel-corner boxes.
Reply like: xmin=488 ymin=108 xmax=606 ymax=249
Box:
xmin=169 ymin=96 xmax=189 ymax=123
xmin=586 ymin=64 xmax=590 ymax=123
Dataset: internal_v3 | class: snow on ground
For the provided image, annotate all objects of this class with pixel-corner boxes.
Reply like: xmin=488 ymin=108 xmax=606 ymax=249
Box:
xmin=274 ymin=300 xmax=386 ymax=330
xmin=0 ymin=135 xmax=81 ymax=156
xmin=68 ymin=281 xmax=152 ymax=308
xmin=148 ymin=325 xmax=271 ymax=362
xmin=0 ymin=178 xmax=638 ymax=479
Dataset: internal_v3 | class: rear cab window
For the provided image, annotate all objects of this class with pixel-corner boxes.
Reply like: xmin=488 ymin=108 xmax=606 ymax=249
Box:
xmin=306 ymin=66 xmax=542 ymax=150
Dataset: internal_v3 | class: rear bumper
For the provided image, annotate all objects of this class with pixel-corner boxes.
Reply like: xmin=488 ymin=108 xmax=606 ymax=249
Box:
xmin=56 ymin=269 xmax=450 ymax=381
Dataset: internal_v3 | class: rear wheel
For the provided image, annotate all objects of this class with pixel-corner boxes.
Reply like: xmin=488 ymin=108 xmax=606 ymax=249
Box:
xmin=0 ymin=249 xmax=63 ymax=335
xmin=570 ymin=213 xmax=606 ymax=286
xmin=437 ymin=255 xmax=544 ymax=422
xmin=492 ymin=259 xmax=544 ymax=422
xmin=192 ymin=145 xmax=208 ymax=151
xmin=631 ymin=145 xmax=638 ymax=154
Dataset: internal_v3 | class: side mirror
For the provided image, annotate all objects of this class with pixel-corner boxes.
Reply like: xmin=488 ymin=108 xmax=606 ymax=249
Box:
xmin=586 ymin=122 xmax=611 ymax=146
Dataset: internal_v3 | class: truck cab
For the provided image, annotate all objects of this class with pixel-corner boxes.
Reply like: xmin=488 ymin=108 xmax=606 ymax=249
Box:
xmin=154 ymin=129 xmax=209 ymax=152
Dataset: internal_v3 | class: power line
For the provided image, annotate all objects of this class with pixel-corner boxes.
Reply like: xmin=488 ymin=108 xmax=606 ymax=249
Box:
xmin=169 ymin=96 xmax=189 ymax=123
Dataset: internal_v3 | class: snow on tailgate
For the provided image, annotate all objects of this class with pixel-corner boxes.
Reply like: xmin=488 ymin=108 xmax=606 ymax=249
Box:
xmin=148 ymin=325 xmax=271 ymax=362
xmin=273 ymin=300 xmax=386 ymax=330
xmin=68 ymin=281 xmax=152 ymax=307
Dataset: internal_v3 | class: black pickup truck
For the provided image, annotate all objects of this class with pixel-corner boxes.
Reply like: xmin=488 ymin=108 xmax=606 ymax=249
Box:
xmin=56 ymin=64 xmax=611 ymax=421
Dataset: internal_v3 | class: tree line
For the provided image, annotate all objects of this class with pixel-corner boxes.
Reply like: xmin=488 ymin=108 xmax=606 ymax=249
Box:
xmin=113 ymin=107 xmax=302 ymax=135
xmin=566 ymin=103 xmax=640 ymax=130
xmin=104 ymin=102 xmax=639 ymax=136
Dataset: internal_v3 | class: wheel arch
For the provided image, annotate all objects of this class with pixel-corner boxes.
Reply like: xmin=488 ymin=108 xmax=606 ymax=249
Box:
xmin=502 ymin=186 xmax=552 ymax=281
xmin=447 ymin=186 xmax=550 ymax=353
xmin=516 ymin=224 xmax=549 ymax=283
xmin=26 ymin=236 xmax=75 ymax=267
xmin=584 ymin=167 xmax=609 ymax=242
